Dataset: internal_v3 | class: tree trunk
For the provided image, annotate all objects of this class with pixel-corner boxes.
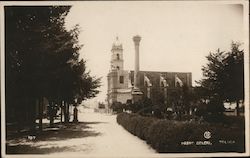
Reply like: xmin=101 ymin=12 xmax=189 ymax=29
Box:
xmin=236 ymin=100 xmax=240 ymax=116
xmin=30 ymin=98 xmax=37 ymax=135
xmin=25 ymin=100 xmax=29 ymax=127
xmin=60 ymin=101 xmax=63 ymax=123
xmin=38 ymin=97 xmax=43 ymax=132
xmin=49 ymin=101 xmax=54 ymax=126
xmin=63 ymin=101 xmax=66 ymax=123
xmin=17 ymin=101 xmax=23 ymax=133
xmin=64 ymin=102 xmax=69 ymax=123
xmin=67 ymin=103 xmax=70 ymax=122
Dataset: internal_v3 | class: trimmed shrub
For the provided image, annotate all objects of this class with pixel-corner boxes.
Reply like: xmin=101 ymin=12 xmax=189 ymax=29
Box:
xmin=111 ymin=102 xmax=124 ymax=113
xmin=203 ymin=114 xmax=245 ymax=129
xmin=117 ymin=113 xmax=156 ymax=140
xmin=117 ymin=112 xmax=245 ymax=153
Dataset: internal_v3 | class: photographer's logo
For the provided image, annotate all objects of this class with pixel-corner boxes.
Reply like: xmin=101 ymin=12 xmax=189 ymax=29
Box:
xmin=204 ymin=131 xmax=211 ymax=139
xmin=181 ymin=131 xmax=212 ymax=146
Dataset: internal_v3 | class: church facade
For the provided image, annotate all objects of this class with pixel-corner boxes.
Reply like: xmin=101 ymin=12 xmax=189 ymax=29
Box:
xmin=107 ymin=37 xmax=132 ymax=105
xmin=107 ymin=36 xmax=192 ymax=107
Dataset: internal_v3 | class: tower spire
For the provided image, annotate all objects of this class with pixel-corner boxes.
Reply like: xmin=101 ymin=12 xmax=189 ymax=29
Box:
xmin=110 ymin=36 xmax=124 ymax=71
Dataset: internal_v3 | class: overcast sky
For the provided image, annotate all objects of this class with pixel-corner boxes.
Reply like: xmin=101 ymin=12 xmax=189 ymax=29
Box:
xmin=65 ymin=1 xmax=244 ymax=106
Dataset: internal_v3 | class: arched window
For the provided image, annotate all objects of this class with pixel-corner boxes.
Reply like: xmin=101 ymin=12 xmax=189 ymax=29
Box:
xmin=117 ymin=54 xmax=120 ymax=60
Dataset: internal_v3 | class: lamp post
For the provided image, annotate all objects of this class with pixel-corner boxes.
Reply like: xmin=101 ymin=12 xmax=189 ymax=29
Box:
xmin=73 ymin=98 xmax=78 ymax=123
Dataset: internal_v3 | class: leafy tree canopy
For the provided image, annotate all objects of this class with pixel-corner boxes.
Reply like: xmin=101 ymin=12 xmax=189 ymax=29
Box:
xmin=197 ymin=42 xmax=244 ymax=115
xmin=5 ymin=6 xmax=101 ymax=109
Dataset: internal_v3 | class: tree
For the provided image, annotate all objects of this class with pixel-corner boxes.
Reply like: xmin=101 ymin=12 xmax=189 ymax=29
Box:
xmin=198 ymin=42 xmax=244 ymax=116
xmin=137 ymin=97 xmax=153 ymax=116
xmin=182 ymin=84 xmax=193 ymax=114
xmin=111 ymin=102 xmax=124 ymax=113
xmin=6 ymin=6 xmax=73 ymax=131
xmin=5 ymin=6 xmax=100 ymax=132
xmin=198 ymin=49 xmax=226 ymax=101
xmin=223 ymin=42 xmax=244 ymax=116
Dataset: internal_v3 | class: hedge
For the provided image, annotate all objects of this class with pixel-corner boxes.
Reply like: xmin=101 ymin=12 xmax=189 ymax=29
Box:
xmin=117 ymin=112 xmax=245 ymax=153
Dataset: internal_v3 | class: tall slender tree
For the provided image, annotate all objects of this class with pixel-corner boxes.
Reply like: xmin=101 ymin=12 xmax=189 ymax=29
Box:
xmin=5 ymin=6 xmax=100 ymax=132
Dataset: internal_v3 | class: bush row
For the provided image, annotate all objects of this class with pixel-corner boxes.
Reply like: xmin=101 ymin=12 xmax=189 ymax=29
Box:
xmin=117 ymin=112 xmax=245 ymax=153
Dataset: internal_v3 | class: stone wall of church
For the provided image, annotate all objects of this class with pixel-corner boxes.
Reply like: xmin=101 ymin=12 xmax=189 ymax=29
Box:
xmin=107 ymin=70 xmax=132 ymax=106
xmin=130 ymin=71 xmax=192 ymax=89
xmin=117 ymin=92 xmax=132 ymax=104
xmin=116 ymin=70 xmax=130 ymax=89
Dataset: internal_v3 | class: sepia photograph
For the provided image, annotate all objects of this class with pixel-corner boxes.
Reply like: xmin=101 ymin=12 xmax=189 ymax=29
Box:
xmin=0 ymin=0 xmax=249 ymax=157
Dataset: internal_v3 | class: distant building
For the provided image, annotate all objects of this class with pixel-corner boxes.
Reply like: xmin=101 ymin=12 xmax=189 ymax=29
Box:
xmin=107 ymin=37 xmax=132 ymax=105
xmin=107 ymin=36 xmax=192 ymax=107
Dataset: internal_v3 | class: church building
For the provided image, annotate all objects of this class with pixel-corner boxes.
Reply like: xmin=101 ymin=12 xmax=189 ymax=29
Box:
xmin=107 ymin=36 xmax=192 ymax=107
xmin=107 ymin=37 xmax=132 ymax=105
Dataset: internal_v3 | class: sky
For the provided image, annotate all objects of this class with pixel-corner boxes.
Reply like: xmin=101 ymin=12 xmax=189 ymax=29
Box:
xmin=64 ymin=1 xmax=244 ymax=106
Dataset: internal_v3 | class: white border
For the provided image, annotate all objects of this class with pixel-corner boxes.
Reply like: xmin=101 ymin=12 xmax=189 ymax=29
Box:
xmin=0 ymin=1 xmax=249 ymax=158
xmin=1 ymin=1 xmax=5 ymax=157
xmin=243 ymin=0 xmax=250 ymax=156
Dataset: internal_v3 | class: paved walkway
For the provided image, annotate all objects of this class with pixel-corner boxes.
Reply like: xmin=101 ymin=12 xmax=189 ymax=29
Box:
xmin=7 ymin=108 xmax=156 ymax=156
xmin=53 ymin=108 xmax=156 ymax=156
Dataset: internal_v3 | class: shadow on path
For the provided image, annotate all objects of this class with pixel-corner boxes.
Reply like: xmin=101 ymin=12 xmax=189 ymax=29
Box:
xmin=7 ymin=145 xmax=75 ymax=154
xmin=6 ymin=121 xmax=104 ymax=154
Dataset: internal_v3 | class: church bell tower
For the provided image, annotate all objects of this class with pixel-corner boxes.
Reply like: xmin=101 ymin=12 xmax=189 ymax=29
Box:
xmin=107 ymin=36 xmax=132 ymax=106
xmin=110 ymin=36 xmax=124 ymax=71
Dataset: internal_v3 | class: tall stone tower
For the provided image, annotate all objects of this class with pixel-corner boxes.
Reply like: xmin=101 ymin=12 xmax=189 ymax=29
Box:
xmin=132 ymin=35 xmax=143 ymax=103
xmin=107 ymin=37 xmax=132 ymax=107
xmin=110 ymin=36 xmax=124 ymax=71
xmin=133 ymin=35 xmax=141 ymax=88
